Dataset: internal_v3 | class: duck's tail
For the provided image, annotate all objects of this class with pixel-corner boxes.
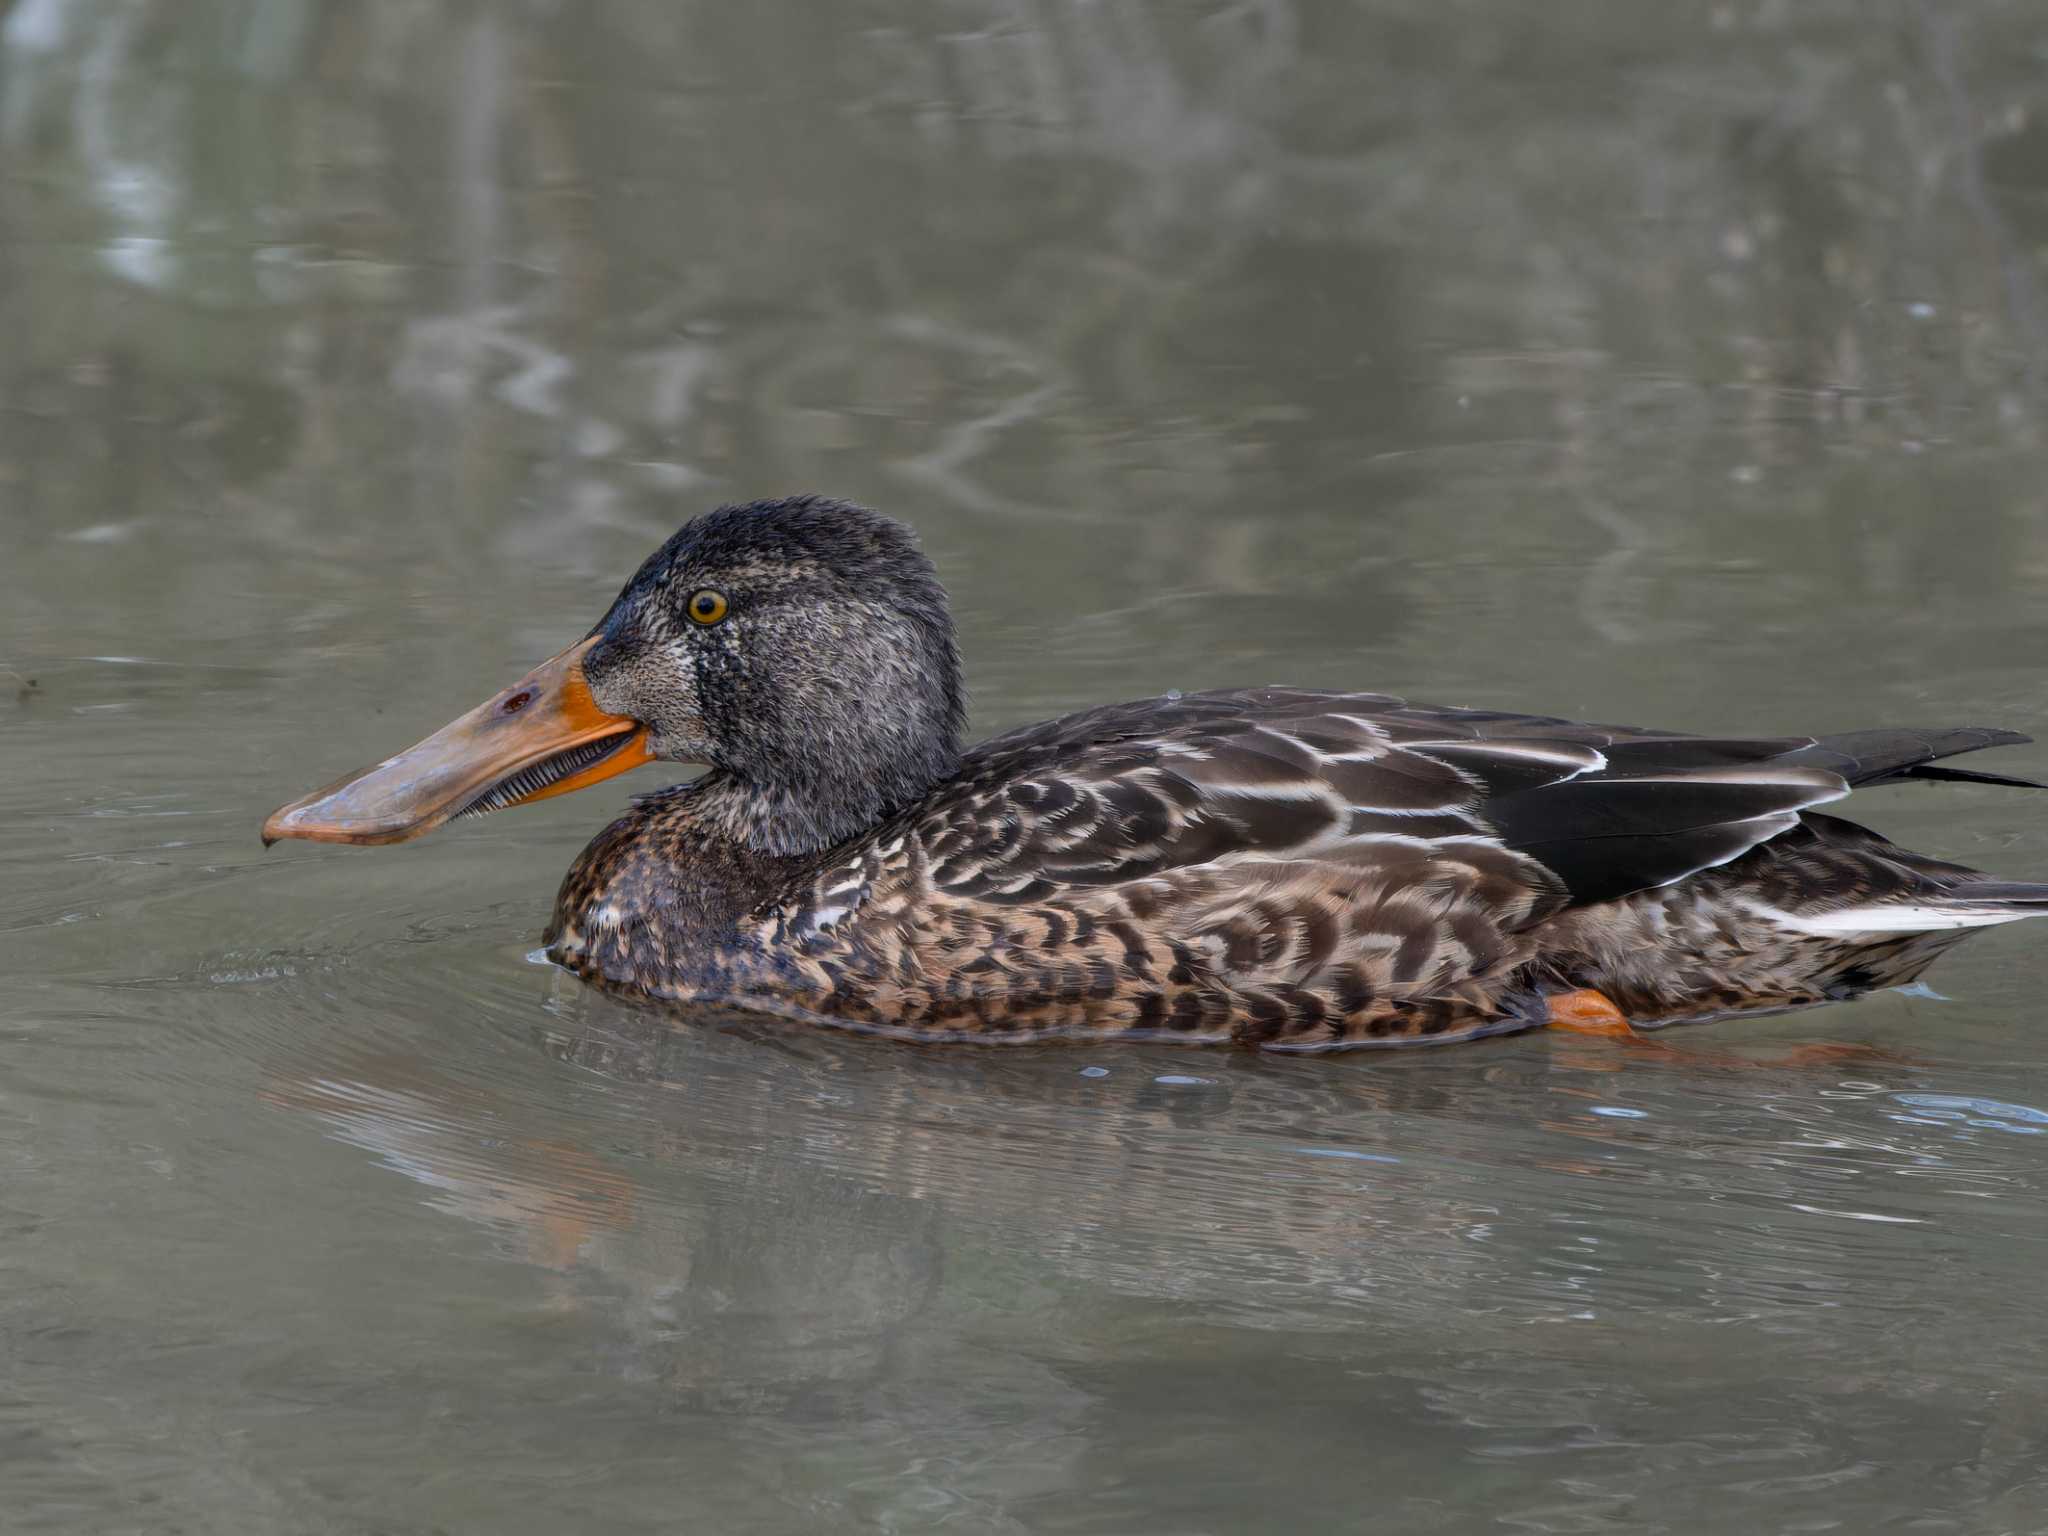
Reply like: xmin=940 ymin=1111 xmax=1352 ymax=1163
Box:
xmin=1766 ymin=885 xmax=2048 ymax=935
xmin=1914 ymin=880 xmax=2048 ymax=927
xmin=1756 ymin=809 xmax=2048 ymax=935
xmin=1789 ymin=726 xmax=2046 ymax=791
xmin=1759 ymin=730 xmax=2048 ymax=931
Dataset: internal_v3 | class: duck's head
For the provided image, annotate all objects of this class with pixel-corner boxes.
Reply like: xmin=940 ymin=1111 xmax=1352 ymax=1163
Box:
xmin=263 ymin=496 xmax=965 ymax=856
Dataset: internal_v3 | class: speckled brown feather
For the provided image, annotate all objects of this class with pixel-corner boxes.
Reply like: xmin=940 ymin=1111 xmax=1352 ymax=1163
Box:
xmin=545 ymin=686 xmax=2048 ymax=1049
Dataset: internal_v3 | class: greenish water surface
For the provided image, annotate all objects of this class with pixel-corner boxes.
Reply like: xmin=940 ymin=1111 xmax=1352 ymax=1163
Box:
xmin=6 ymin=4 xmax=2048 ymax=1531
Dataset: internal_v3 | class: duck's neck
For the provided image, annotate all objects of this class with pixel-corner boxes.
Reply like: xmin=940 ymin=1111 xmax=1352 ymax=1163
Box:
xmin=695 ymin=752 xmax=955 ymax=859
xmin=686 ymin=772 xmax=854 ymax=858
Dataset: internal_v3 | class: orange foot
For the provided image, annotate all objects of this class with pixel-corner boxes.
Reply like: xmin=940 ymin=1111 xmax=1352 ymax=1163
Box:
xmin=1543 ymin=987 xmax=1639 ymax=1039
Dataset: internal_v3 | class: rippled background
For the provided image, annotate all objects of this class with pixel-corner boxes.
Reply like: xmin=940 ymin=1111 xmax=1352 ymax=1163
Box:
xmin=6 ymin=2 xmax=2048 ymax=1531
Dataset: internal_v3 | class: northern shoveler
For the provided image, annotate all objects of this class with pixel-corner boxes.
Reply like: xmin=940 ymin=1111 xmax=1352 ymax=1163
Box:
xmin=264 ymin=496 xmax=2048 ymax=1049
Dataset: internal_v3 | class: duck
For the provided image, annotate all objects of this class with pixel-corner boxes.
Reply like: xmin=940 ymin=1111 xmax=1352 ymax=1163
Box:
xmin=264 ymin=495 xmax=2048 ymax=1050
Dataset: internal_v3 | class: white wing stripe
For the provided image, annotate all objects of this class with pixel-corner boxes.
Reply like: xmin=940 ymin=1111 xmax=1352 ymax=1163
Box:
xmin=1411 ymin=739 xmax=1608 ymax=774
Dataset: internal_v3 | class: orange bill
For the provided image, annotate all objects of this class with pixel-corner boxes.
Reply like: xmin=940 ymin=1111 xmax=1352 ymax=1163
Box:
xmin=262 ymin=634 xmax=654 ymax=846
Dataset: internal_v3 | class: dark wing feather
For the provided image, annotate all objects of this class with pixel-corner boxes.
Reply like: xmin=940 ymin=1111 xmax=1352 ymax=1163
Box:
xmin=886 ymin=691 xmax=2031 ymax=925
xmin=1785 ymin=727 xmax=2042 ymax=788
xmin=1478 ymin=770 xmax=1846 ymax=904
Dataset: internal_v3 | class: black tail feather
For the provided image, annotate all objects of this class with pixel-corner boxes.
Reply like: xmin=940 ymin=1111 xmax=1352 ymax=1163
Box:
xmin=1895 ymin=764 xmax=2048 ymax=791
xmin=1946 ymin=880 xmax=2048 ymax=906
xmin=1789 ymin=727 xmax=2040 ymax=789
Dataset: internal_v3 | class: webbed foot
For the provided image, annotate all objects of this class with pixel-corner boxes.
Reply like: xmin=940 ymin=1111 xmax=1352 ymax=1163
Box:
xmin=1542 ymin=987 xmax=1638 ymax=1039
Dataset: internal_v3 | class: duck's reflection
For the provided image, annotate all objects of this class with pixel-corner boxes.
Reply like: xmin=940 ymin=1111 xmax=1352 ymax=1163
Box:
xmin=263 ymin=982 xmax=1960 ymax=1403
xmin=265 ymin=1068 xmax=642 ymax=1276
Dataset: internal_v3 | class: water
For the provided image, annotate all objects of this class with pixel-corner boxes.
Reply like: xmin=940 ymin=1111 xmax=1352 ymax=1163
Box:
xmin=6 ymin=2 xmax=2048 ymax=1530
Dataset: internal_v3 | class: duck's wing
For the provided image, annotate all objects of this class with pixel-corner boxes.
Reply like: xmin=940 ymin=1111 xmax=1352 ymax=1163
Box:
xmin=904 ymin=688 xmax=1867 ymax=915
xmin=761 ymin=692 xmax=2033 ymax=1040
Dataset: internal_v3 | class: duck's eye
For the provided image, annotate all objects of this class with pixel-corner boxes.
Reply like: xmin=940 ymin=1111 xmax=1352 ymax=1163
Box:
xmin=686 ymin=589 xmax=729 ymax=626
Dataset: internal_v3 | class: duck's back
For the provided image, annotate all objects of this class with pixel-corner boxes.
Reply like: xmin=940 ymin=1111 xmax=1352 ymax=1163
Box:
xmin=679 ymin=689 xmax=2041 ymax=1046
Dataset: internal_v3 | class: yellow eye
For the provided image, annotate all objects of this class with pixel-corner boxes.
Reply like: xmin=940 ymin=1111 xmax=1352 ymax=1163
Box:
xmin=686 ymin=588 xmax=729 ymax=626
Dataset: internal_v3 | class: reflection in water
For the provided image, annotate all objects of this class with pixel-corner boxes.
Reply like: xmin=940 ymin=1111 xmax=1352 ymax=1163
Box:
xmin=6 ymin=1 xmax=2048 ymax=1530
xmin=7 ymin=1 xmax=2047 ymax=658
xmin=228 ymin=979 xmax=2048 ymax=1526
xmin=264 ymin=979 xmax=2047 ymax=1340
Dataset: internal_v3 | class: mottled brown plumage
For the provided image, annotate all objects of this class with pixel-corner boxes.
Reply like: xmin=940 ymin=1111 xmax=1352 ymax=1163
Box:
xmin=269 ymin=496 xmax=2048 ymax=1050
xmin=544 ymin=679 xmax=2048 ymax=1047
